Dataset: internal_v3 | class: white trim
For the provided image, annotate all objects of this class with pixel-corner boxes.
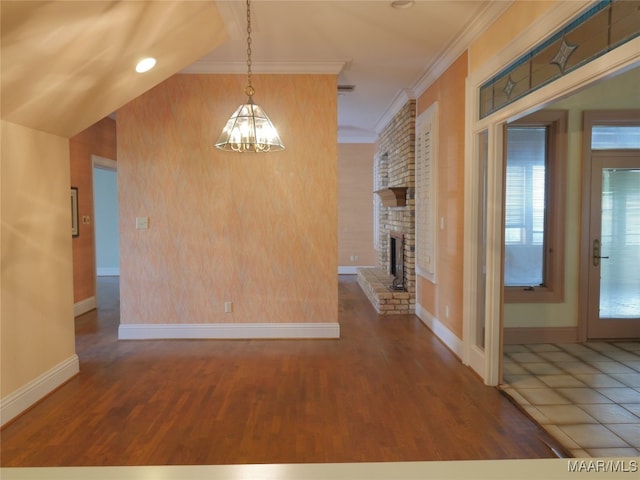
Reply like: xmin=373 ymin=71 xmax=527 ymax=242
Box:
xmin=0 ymin=355 xmax=79 ymax=426
xmin=380 ymin=2 xmax=513 ymax=137
xmin=463 ymin=2 xmax=640 ymax=387
xmin=471 ymin=0 xmax=593 ymax=86
xmin=181 ymin=61 xmax=345 ymax=75
xmin=375 ymin=89 xmax=415 ymax=135
xmin=415 ymin=304 xmax=463 ymax=360
xmin=119 ymin=323 xmax=340 ymax=340
xmin=91 ymin=155 xmax=117 ymax=171
xmin=338 ymin=135 xmax=377 ymax=144
xmin=74 ymin=296 xmax=96 ymax=317
xmin=412 ymin=1 xmax=513 ymax=98
xmin=339 ymin=266 xmax=372 ymax=275
xmin=97 ymin=268 xmax=120 ymax=276
xmin=415 ymin=102 xmax=438 ymax=283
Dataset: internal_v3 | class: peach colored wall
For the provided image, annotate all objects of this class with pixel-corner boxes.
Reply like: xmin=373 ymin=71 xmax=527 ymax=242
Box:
xmin=338 ymin=143 xmax=377 ymax=268
xmin=69 ymin=117 xmax=117 ymax=303
xmin=416 ymin=53 xmax=467 ymax=338
xmin=1 ymin=121 xmax=76 ymax=397
xmin=469 ymin=0 xmax=559 ymax=74
xmin=117 ymin=74 xmax=338 ymax=326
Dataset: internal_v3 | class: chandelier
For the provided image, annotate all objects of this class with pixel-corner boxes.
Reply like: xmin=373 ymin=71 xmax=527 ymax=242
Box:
xmin=215 ymin=0 xmax=284 ymax=153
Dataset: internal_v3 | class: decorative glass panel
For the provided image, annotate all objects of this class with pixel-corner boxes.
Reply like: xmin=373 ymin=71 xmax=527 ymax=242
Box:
xmin=479 ymin=0 xmax=640 ymax=119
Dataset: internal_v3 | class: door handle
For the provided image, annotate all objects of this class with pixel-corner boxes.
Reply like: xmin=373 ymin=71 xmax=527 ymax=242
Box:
xmin=593 ymin=239 xmax=610 ymax=267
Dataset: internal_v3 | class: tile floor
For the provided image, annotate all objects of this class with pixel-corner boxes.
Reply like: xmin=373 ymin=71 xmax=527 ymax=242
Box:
xmin=500 ymin=341 xmax=640 ymax=458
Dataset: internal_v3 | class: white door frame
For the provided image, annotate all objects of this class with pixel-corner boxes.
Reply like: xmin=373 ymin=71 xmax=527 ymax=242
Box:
xmin=462 ymin=3 xmax=640 ymax=385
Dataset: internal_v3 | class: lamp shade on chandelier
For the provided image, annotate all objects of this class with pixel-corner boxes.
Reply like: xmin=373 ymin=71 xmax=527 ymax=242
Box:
xmin=215 ymin=0 xmax=284 ymax=153
xmin=215 ymin=87 xmax=284 ymax=152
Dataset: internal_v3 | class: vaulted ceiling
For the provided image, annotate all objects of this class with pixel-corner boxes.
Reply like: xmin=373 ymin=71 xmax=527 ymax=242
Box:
xmin=1 ymin=1 xmax=227 ymax=137
xmin=1 ymin=1 xmax=512 ymax=141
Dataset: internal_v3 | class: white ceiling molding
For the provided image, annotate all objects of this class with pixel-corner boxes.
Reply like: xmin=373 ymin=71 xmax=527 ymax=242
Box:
xmin=411 ymin=0 xmax=514 ymax=98
xmin=180 ymin=60 xmax=345 ymax=75
xmin=374 ymin=88 xmax=415 ymax=135
xmin=338 ymin=135 xmax=378 ymax=144
xmin=373 ymin=1 xmax=512 ymax=137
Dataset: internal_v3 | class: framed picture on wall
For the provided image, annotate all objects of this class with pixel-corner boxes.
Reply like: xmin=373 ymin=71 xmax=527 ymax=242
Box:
xmin=71 ymin=187 xmax=79 ymax=237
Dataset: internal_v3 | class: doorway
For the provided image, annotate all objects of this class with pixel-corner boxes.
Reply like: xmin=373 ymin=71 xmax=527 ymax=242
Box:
xmin=92 ymin=155 xmax=119 ymax=280
xmin=582 ymin=115 xmax=640 ymax=340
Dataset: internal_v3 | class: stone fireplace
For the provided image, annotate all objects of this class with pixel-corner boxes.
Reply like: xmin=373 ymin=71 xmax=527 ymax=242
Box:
xmin=357 ymin=100 xmax=415 ymax=315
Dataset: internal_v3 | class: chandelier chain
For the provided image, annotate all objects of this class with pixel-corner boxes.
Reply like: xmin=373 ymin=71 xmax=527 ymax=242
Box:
xmin=245 ymin=0 xmax=253 ymax=94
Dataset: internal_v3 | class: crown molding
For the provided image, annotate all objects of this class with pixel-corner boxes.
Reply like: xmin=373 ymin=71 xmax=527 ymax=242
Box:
xmin=338 ymin=134 xmax=377 ymax=144
xmin=412 ymin=0 xmax=514 ymax=98
xmin=373 ymin=1 xmax=513 ymax=135
xmin=180 ymin=60 xmax=345 ymax=75
xmin=374 ymin=88 xmax=415 ymax=135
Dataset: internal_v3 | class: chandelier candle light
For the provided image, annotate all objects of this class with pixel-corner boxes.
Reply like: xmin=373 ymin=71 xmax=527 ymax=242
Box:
xmin=215 ymin=0 xmax=285 ymax=152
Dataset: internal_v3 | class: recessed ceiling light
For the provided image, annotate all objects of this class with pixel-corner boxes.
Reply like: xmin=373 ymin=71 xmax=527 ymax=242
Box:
xmin=135 ymin=57 xmax=156 ymax=73
xmin=391 ymin=1 xmax=415 ymax=9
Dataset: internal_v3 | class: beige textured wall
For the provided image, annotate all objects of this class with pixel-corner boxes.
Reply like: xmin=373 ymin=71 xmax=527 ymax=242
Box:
xmin=69 ymin=117 xmax=117 ymax=303
xmin=415 ymin=53 xmax=467 ymax=338
xmin=1 ymin=121 xmax=76 ymax=397
xmin=117 ymin=73 xmax=338 ymax=326
xmin=338 ymin=143 xmax=377 ymax=268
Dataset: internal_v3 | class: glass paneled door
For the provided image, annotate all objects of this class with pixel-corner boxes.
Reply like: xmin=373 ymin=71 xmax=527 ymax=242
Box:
xmin=588 ymin=153 xmax=640 ymax=339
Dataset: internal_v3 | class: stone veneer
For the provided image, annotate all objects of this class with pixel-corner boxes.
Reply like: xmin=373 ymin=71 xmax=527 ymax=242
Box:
xmin=357 ymin=100 xmax=416 ymax=315
xmin=357 ymin=268 xmax=414 ymax=315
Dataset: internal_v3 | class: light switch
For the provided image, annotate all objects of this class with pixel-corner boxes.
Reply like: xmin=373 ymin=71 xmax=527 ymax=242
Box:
xmin=135 ymin=217 xmax=149 ymax=229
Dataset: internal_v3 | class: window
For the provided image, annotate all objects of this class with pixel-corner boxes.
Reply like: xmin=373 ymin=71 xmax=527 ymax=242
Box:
xmin=592 ymin=126 xmax=640 ymax=149
xmin=504 ymin=110 xmax=567 ymax=303
xmin=415 ymin=103 xmax=438 ymax=281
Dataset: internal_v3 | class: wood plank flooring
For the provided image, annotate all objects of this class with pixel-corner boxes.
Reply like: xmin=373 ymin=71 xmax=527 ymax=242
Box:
xmin=0 ymin=276 xmax=562 ymax=466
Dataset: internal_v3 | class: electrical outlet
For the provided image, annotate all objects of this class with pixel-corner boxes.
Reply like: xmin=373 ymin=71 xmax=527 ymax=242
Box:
xmin=224 ymin=301 xmax=233 ymax=313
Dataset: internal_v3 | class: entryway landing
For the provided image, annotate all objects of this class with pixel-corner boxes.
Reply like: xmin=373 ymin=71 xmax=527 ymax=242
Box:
xmin=501 ymin=341 xmax=640 ymax=458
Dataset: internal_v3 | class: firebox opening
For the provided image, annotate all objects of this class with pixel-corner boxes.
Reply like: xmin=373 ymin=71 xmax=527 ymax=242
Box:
xmin=389 ymin=231 xmax=404 ymax=291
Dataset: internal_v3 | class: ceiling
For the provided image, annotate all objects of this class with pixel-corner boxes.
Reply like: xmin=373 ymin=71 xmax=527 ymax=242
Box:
xmin=1 ymin=0 xmax=512 ymax=141
xmin=1 ymin=1 xmax=227 ymax=138
xmin=185 ymin=0 xmax=512 ymax=142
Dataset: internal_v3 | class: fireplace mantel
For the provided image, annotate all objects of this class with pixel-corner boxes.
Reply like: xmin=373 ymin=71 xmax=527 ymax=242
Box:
xmin=374 ymin=187 xmax=407 ymax=207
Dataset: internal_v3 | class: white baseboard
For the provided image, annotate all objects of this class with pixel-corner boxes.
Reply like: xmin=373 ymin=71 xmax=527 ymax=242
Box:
xmin=415 ymin=303 xmax=463 ymax=360
xmin=97 ymin=268 xmax=120 ymax=276
xmin=0 ymin=354 xmax=79 ymax=427
xmin=74 ymin=296 xmax=96 ymax=317
xmin=339 ymin=266 xmax=375 ymax=274
xmin=119 ymin=322 xmax=341 ymax=340
xmin=338 ymin=266 xmax=358 ymax=274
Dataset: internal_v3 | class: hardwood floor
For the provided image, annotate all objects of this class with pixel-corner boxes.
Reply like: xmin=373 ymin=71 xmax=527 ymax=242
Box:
xmin=0 ymin=276 xmax=561 ymax=466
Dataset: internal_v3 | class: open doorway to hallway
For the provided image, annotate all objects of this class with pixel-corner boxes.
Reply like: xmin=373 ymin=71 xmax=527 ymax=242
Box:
xmin=92 ymin=155 xmax=119 ymax=292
